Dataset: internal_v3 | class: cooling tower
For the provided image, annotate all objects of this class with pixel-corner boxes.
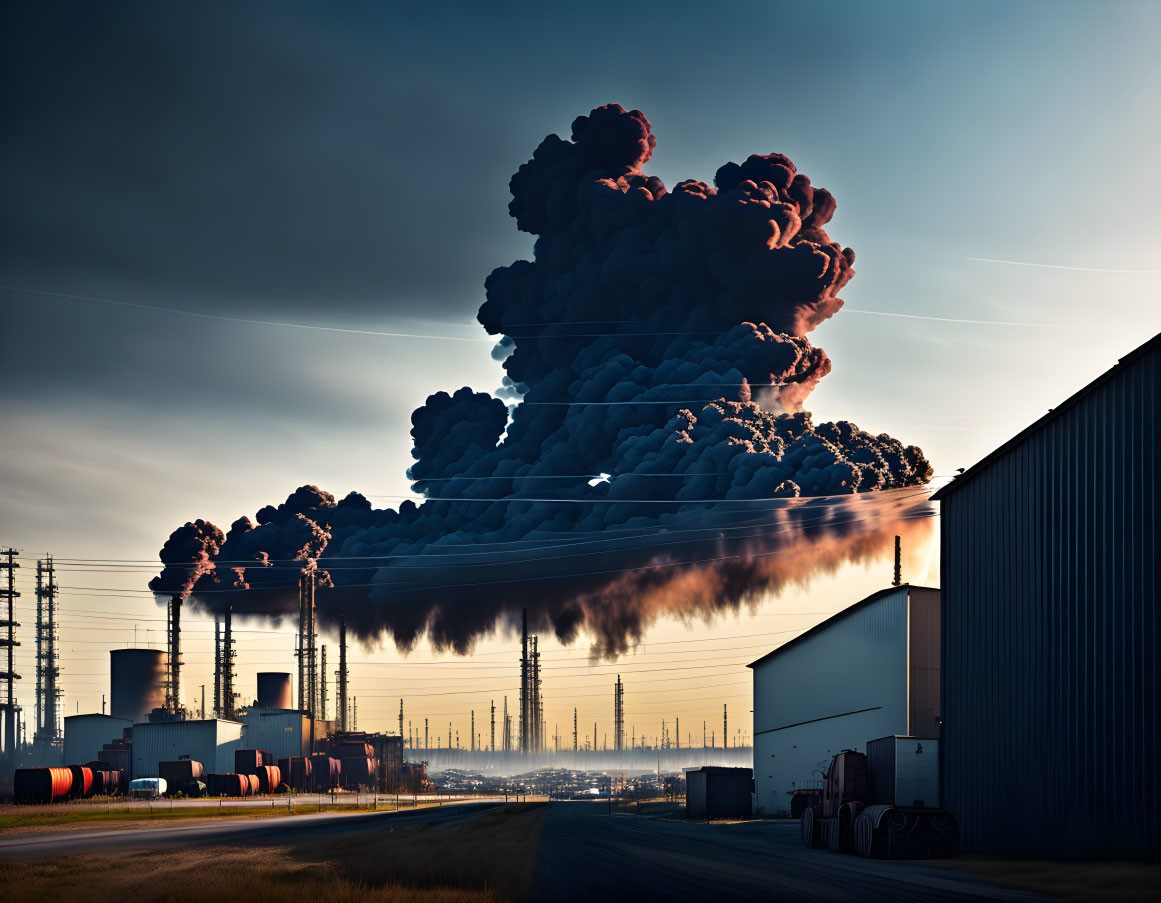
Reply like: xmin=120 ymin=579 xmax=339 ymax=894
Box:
xmin=110 ymin=648 xmax=166 ymax=724
xmin=256 ymin=672 xmax=293 ymax=709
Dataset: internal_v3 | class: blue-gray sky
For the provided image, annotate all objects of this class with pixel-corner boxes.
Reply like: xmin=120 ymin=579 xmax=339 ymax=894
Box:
xmin=1 ymin=1 xmax=1158 ymax=735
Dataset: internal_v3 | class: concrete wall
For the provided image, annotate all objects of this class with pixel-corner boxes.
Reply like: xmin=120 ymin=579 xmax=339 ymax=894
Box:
xmin=751 ymin=587 xmax=911 ymax=816
xmin=63 ymin=714 xmax=132 ymax=767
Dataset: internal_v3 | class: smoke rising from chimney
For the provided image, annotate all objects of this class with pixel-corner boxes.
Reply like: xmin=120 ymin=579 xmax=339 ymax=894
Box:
xmin=151 ymin=104 xmax=933 ymax=655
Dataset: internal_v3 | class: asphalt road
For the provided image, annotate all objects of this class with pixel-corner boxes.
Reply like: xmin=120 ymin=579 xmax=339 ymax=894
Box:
xmin=0 ymin=799 xmax=502 ymax=858
xmin=531 ymin=801 xmax=1055 ymax=903
xmin=1 ymin=799 xmax=1057 ymax=902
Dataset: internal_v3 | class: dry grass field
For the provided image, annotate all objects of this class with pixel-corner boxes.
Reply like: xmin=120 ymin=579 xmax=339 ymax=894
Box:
xmin=0 ymin=802 xmax=546 ymax=903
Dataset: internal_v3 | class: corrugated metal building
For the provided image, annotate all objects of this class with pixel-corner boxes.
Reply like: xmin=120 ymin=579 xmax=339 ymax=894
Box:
xmin=748 ymin=585 xmax=940 ymax=816
xmin=132 ymin=719 xmax=244 ymax=778
xmin=932 ymin=332 xmax=1158 ymax=859
xmin=241 ymin=708 xmax=334 ymax=760
xmin=63 ymin=714 xmax=132 ymax=767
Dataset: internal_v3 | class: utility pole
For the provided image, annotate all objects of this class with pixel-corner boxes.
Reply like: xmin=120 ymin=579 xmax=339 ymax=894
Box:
xmin=676 ymin=716 xmax=680 ymax=749
xmin=1 ymin=548 xmax=22 ymax=761
xmin=724 ymin=704 xmax=727 ymax=752
xmin=703 ymin=720 xmax=706 ymax=749
xmin=502 ymin=697 xmax=508 ymax=752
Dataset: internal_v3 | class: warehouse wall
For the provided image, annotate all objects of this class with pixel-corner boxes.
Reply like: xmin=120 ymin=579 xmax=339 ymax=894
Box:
xmin=132 ymin=719 xmax=245 ymax=778
xmin=938 ymin=335 xmax=1158 ymax=858
xmin=63 ymin=714 xmax=132 ymax=767
xmin=751 ymin=587 xmax=910 ymax=816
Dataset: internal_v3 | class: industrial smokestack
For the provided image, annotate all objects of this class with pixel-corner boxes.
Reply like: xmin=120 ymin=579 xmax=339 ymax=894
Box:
xmin=893 ymin=535 xmax=902 ymax=587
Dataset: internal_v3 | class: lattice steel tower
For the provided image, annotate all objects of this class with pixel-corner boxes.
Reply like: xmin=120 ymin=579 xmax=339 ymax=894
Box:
xmin=1 ymin=548 xmax=21 ymax=759
xmin=34 ymin=557 xmax=61 ymax=746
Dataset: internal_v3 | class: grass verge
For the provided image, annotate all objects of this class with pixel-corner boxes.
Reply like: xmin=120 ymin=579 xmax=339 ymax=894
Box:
xmin=0 ymin=799 xmax=449 ymax=835
xmin=0 ymin=802 xmax=546 ymax=903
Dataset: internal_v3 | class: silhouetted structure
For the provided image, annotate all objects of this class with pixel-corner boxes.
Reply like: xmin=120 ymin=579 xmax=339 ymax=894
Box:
xmin=933 ymin=332 xmax=1159 ymax=859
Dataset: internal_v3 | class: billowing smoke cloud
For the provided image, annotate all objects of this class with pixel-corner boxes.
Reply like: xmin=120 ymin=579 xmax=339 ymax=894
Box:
xmin=151 ymin=104 xmax=933 ymax=655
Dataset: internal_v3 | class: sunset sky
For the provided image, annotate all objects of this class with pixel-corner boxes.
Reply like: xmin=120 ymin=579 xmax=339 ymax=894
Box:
xmin=1 ymin=1 xmax=1158 ymax=747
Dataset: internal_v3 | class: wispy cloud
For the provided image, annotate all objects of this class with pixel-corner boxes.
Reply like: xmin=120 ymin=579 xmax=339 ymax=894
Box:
xmin=965 ymin=256 xmax=1161 ymax=275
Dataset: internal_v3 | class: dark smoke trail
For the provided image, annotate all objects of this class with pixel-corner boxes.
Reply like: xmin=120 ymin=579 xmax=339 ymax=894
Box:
xmin=151 ymin=104 xmax=933 ymax=655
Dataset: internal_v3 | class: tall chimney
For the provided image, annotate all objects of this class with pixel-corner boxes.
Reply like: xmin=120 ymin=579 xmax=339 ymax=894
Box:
xmin=892 ymin=535 xmax=902 ymax=587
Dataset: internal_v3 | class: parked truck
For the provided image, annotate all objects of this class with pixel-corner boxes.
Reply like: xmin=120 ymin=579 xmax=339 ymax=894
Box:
xmin=800 ymin=737 xmax=959 ymax=859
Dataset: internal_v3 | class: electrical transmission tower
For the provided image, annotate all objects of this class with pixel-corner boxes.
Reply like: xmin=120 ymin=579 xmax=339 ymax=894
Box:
xmin=34 ymin=558 xmax=61 ymax=747
xmin=337 ymin=617 xmax=349 ymax=731
xmin=1 ymin=548 xmax=21 ymax=761
xmin=165 ymin=593 xmax=182 ymax=714
xmin=213 ymin=614 xmax=222 ymax=717
xmin=221 ymin=605 xmax=235 ymax=720
xmin=296 ymin=571 xmax=317 ymax=716
xmin=320 ymin=645 xmax=328 ymax=721
xmin=614 ymin=675 xmax=624 ymax=751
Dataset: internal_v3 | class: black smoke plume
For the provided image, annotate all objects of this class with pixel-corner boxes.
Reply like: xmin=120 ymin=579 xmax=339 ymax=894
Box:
xmin=151 ymin=104 xmax=933 ymax=655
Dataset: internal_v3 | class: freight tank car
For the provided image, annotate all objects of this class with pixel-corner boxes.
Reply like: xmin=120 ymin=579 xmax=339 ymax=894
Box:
xmin=800 ymin=737 xmax=958 ymax=859
xmin=13 ymin=767 xmax=73 ymax=804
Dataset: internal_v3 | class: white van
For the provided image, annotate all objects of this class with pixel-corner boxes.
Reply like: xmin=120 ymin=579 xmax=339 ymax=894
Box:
xmin=129 ymin=777 xmax=167 ymax=799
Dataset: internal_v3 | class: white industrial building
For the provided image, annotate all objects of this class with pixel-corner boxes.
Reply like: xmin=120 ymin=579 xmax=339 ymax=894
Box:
xmin=749 ymin=584 xmax=940 ymax=816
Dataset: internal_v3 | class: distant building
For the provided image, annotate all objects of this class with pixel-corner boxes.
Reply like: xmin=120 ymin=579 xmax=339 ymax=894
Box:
xmin=932 ymin=332 xmax=1158 ymax=859
xmin=748 ymin=585 xmax=940 ymax=816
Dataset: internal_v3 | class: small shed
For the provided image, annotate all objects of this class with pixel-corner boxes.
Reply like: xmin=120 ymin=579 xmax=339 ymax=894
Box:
xmin=685 ymin=766 xmax=753 ymax=820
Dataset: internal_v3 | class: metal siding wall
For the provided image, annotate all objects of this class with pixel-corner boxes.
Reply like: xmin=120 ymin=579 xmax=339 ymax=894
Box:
xmin=133 ymin=721 xmax=218 ymax=779
xmin=907 ymin=589 xmax=941 ymax=737
xmin=63 ymin=715 xmax=132 ymax=767
xmin=213 ymin=720 xmax=245 ymax=774
xmin=752 ymin=589 xmax=909 ymax=815
xmin=941 ymin=343 xmax=1158 ymax=858
xmin=241 ymin=710 xmax=307 ymax=760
